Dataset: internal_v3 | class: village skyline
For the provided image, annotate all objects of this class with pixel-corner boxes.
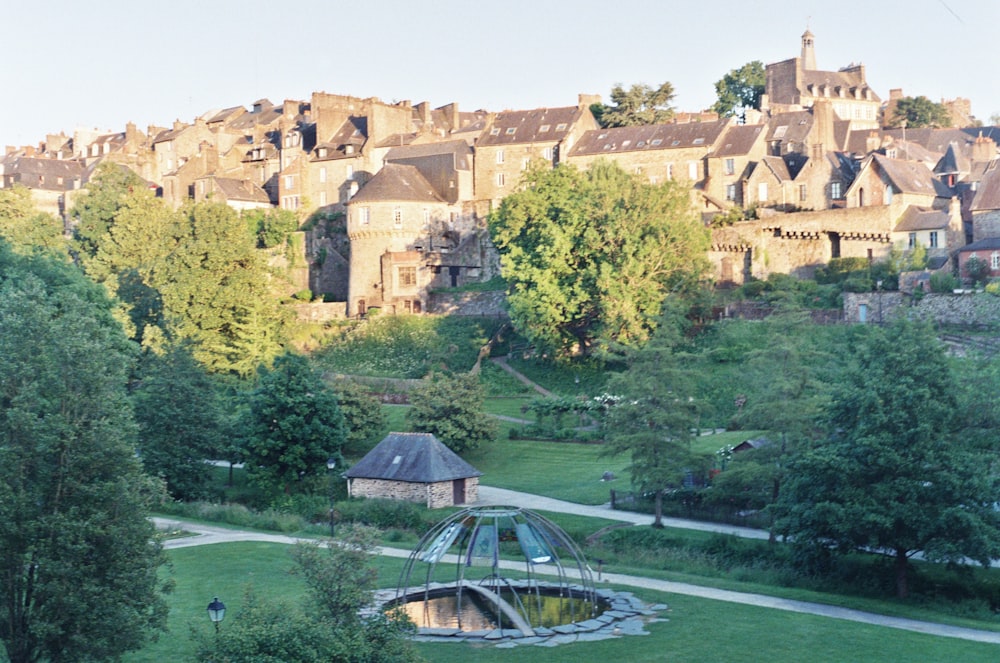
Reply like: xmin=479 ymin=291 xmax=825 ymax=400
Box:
xmin=2 ymin=0 xmax=998 ymax=149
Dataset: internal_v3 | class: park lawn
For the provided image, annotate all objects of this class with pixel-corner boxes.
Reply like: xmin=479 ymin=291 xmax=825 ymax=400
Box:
xmin=690 ymin=429 xmax=765 ymax=455
xmin=467 ymin=438 xmax=632 ymax=505
xmin=483 ymin=396 xmax=534 ymax=420
xmin=124 ymin=541 xmax=998 ymax=663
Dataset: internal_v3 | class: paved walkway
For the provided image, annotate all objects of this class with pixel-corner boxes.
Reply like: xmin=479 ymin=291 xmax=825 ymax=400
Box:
xmin=153 ymin=502 xmax=1000 ymax=644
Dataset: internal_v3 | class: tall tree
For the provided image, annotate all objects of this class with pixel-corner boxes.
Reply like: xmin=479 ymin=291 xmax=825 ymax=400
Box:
xmin=70 ymin=161 xmax=149 ymax=258
xmin=603 ymin=308 xmax=709 ymax=527
xmin=242 ymin=353 xmax=347 ymax=497
xmin=712 ymin=60 xmax=766 ymax=122
xmin=775 ymin=319 xmax=1000 ymax=598
xmin=593 ymin=82 xmax=676 ymax=127
xmin=0 ymin=243 xmax=168 ymax=662
xmin=132 ymin=344 xmax=225 ymax=499
xmin=406 ymin=372 xmax=496 ymax=453
xmin=0 ymin=185 xmax=66 ymax=254
xmin=333 ymin=380 xmax=388 ymax=456
xmin=489 ymin=160 xmax=710 ymax=357
xmin=889 ymin=96 xmax=952 ymax=128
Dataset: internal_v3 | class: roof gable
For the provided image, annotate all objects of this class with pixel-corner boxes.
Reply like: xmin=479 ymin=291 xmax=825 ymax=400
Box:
xmin=971 ymin=159 xmax=1000 ymax=211
xmin=344 ymin=432 xmax=481 ymax=482
xmin=872 ymin=154 xmax=951 ymax=197
xmin=349 ymin=163 xmax=445 ymax=204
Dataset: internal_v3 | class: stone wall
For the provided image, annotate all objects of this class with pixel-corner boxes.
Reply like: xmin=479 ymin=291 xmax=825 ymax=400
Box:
xmin=292 ymin=301 xmax=348 ymax=322
xmin=427 ymin=290 xmax=508 ymax=316
xmin=347 ymin=477 xmax=479 ymax=508
xmin=843 ymin=291 xmax=1000 ymax=326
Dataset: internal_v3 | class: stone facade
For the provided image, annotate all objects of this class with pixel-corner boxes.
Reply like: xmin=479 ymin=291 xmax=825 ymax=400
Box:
xmin=844 ymin=291 xmax=1000 ymax=326
xmin=347 ymin=476 xmax=479 ymax=509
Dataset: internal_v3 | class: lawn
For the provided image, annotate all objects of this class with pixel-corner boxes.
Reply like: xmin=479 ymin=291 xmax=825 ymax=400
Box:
xmin=123 ymin=541 xmax=1000 ymax=663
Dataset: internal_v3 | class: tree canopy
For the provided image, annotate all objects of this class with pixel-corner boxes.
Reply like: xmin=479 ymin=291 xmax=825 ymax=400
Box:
xmin=0 ymin=185 xmax=66 ymax=254
xmin=406 ymin=372 xmax=496 ymax=453
xmin=592 ymin=82 xmax=676 ymax=127
xmin=712 ymin=61 xmax=766 ymax=122
xmin=489 ymin=160 xmax=710 ymax=357
xmin=775 ymin=319 xmax=1000 ymax=598
xmin=0 ymin=242 xmax=168 ymax=662
xmin=889 ymin=96 xmax=952 ymax=128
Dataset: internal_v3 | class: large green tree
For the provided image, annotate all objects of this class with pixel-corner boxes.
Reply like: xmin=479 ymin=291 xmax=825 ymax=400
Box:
xmin=242 ymin=353 xmax=347 ymax=497
xmin=592 ymin=81 xmax=675 ymax=127
xmin=406 ymin=372 xmax=496 ymax=453
xmin=712 ymin=60 xmax=765 ymax=122
xmin=775 ymin=319 xmax=1000 ymax=598
xmin=889 ymin=95 xmax=952 ymax=128
xmin=489 ymin=160 xmax=710 ymax=357
xmin=0 ymin=186 xmax=66 ymax=254
xmin=604 ymin=308 xmax=709 ymax=527
xmin=71 ymin=161 xmax=149 ymax=258
xmin=0 ymin=243 xmax=168 ymax=662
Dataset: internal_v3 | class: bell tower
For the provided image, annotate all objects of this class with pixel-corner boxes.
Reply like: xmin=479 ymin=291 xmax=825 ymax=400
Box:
xmin=801 ymin=29 xmax=816 ymax=71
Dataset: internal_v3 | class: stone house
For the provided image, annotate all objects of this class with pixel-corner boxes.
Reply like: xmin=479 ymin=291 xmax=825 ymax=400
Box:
xmin=892 ymin=203 xmax=963 ymax=264
xmin=969 ymin=159 xmax=1000 ymax=241
xmin=957 ymin=237 xmax=1000 ymax=280
xmin=474 ymin=99 xmax=598 ymax=212
xmin=704 ymin=122 xmax=768 ymax=208
xmin=0 ymin=155 xmax=84 ymax=218
xmin=192 ymin=175 xmax=271 ymax=211
xmin=764 ymin=30 xmax=880 ymax=130
xmin=344 ymin=432 xmax=481 ymax=508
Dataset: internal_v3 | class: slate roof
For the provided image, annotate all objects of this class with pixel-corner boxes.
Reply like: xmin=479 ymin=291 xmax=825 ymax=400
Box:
xmin=894 ymin=206 xmax=950 ymax=232
xmin=800 ymin=69 xmax=880 ymax=102
xmin=386 ymin=139 xmax=471 ymax=163
xmin=478 ymin=106 xmax=582 ymax=147
xmin=971 ymin=160 xmax=1000 ymax=211
xmin=760 ymin=155 xmax=793 ymax=182
xmin=344 ymin=432 xmax=482 ymax=482
xmin=766 ymin=111 xmax=813 ymax=147
xmin=934 ymin=143 xmax=970 ymax=176
xmin=571 ymin=119 xmax=728 ymax=156
xmin=710 ymin=124 xmax=765 ymax=157
xmin=873 ymin=154 xmax=952 ymax=197
xmin=209 ymin=177 xmax=270 ymax=203
xmin=959 ymin=236 xmax=1000 ymax=252
xmin=3 ymin=157 xmax=84 ymax=189
xmin=349 ymin=163 xmax=444 ymax=204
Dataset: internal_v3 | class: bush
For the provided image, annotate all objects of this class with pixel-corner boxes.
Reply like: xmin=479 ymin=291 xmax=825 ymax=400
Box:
xmin=331 ymin=497 xmax=430 ymax=531
xmin=930 ymin=271 xmax=960 ymax=293
xmin=293 ymin=288 xmax=313 ymax=301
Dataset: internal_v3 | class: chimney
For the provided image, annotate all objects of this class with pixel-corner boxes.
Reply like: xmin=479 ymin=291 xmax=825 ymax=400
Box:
xmin=972 ymin=133 xmax=996 ymax=163
xmin=415 ymin=101 xmax=431 ymax=127
xmin=578 ymin=93 xmax=602 ymax=109
xmin=865 ymin=131 xmax=881 ymax=154
xmin=173 ymin=120 xmax=185 ymax=131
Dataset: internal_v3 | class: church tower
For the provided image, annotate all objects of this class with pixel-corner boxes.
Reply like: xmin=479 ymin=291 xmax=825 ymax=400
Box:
xmin=801 ymin=29 xmax=816 ymax=71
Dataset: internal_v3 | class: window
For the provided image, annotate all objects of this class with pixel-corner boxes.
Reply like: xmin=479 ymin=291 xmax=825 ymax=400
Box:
xmin=688 ymin=161 xmax=698 ymax=180
xmin=555 ymin=123 xmax=567 ymax=131
xmin=522 ymin=158 xmax=531 ymax=170
xmin=929 ymin=231 xmax=939 ymax=248
xmin=542 ymin=146 xmax=553 ymax=160
xmin=393 ymin=207 xmax=402 ymax=227
xmin=319 ymin=167 xmax=326 ymax=183
xmin=634 ymin=166 xmax=643 ymax=175
xmin=505 ymin=127 xmax=516 ymax=135
xmin=282 ymin=196 xmax=300 ymax=210
xmin=666 ymin=163 xmax=673 ymax=180
xmin=359 ymin=207 xmax=370 ymax=225
xmin=497 ymin=173 xmax=506 ymax=187
xmin=422 ymin=208 xmax=431 ymax=229
xmin=724 ymin=158 xmax=735 ymax=175
xmin=758 ymin=183 xmax=768 ymax=201
xmin=285 ymin=175 xmax=295 ymax=190
xmin=398 ymin=266 xmax=417 ymax=287
xmin=883 ymin=186 xmax=893 ymax=205
xmin=908 ymin=232 xmax=916 ymax=249
xmin=799 ymin=184 xmax=808 ymax=202
xmin=489 ymin=127 xmax=501 ymax=136
xmin=992 ymin=252 xmax=1000 ymax=270
xmin=539 ymin=124 xmax=550 ymax=132
xmin=346 ymin=165 xmax=354 ymax=180
xmin=693 ymin=137 xmax=705 ymax=145
xmin=318 ymin=191 xmax=327 ymax=206
xmin=726 ymin=184 xmax=737 ymax=201
xmin=496 ymin=150 xmax=505 ymax=164
xmin=650 ymin=139 xmax=662 ymax=146
xmin=831 ymin=182 xmax=842 ymax=199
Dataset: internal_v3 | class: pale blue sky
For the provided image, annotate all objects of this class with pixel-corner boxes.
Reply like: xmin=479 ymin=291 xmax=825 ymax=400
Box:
xmin=2 ymin=0 xmax=997 ymax=148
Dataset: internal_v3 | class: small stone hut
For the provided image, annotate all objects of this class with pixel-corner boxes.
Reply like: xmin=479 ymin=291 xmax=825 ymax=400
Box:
xmin=344 ymin=432 xmax=482 ymax=508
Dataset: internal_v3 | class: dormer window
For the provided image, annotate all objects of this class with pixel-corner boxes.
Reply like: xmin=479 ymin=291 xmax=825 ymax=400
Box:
xmin=505 ymin=127 xmax=516 ymax=135
xmin=490 ymin=127 xmax=501 ymax=136
xmin=555 ymin=123 xmax=568 ymax=131
xmin=539 ymin=124 xmax=550 ymax=132
xmin=693 ymin=137 xmax=705 ymax=145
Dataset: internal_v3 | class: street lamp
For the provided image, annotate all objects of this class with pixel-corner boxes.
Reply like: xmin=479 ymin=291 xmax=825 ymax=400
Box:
xmin=326 ymin=457 xmax=337 ymax=537
xmin=206 ymin=596 xmax=226 ymax=633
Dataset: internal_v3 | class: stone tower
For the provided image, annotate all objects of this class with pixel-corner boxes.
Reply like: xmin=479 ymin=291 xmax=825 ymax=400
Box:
xmin=801 ymin=29 xmax=816 ymax=71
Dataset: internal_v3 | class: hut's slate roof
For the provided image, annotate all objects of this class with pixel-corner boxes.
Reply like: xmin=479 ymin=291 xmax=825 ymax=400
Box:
xmin=344 ymin=432 xmax=482 ymax=482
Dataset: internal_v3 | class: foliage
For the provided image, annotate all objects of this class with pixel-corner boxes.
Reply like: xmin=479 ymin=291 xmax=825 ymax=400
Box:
xmin=132 ymin=344 xmax=225 ymax=499
xmin=738 ymin=273 xmax=841 ymax=309
xmin=489 ymin=160 xmax=710 ymax=357
xmin=243 ymin=207 xmax=299 ymax=249
xmin=0 ymin=185 xmax=66 ymax=254
xmin=890 ymin=96 xmax=952 ymax=128
xmin=711 ymin=61 xmax=766 ymax=121
xmin=592 ymin=81 xmax=676 ymax=127
xmin=775 ymin=319 xmax=1000 ymax=598
xmin=331 ymin=498 xmax=431 ymax=532
xmin=930 ymin=271 xmax=960 ymax=292
xmin=963 ymin=255 xmax=990 ymax=285
xmin=603 ymin=307 xmax=712 ymax=526
xmin=242 ymin=353 xmax=347 ymax=498
xmin=71 ymin=161 xmax=150 ymax=258
xmin=406 ymin=372 xmax=496 ymax=452
xmin=332 ymin=380 xmax=389 ymax=455
xmin=0 ymin=243 xmax=169 ymax=662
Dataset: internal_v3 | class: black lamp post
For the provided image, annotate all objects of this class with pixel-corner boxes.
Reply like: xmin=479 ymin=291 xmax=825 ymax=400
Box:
xmin=207 ymin=596 xmax=226 ymax=634
xmin=326 ymin=457 xmax=337 ymax=537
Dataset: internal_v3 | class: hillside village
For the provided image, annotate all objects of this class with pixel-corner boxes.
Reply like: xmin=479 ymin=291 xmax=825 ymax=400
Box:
xmin=3 ymin=30 xmax=1000 ymax=318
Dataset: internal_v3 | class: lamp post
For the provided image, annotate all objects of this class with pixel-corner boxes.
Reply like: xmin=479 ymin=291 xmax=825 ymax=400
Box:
xmin=876 ymin=279 xmax=883 ymax=324
xmin=326 ymin=457 xmax=337 ymax=537
xmin=206 ymin=596 xmax=226 ymax=634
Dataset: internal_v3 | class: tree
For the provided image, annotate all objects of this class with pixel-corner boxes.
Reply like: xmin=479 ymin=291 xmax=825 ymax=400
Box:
xmin=243 ymin=207 xmax=300 ymax=249
xmin=592 ymin=82 xmax=675 ymax=128
xmin=0 ymin=243 xmax=169 ymax=662
xmin=242 ymin=353 xmax=347 ymax=497
xmin=406 ymin=372 xmax=496 ymax=453
xmin=775 ymin=319 xmax=1000 ymax=598
xmin=333 ymin=380 xmax=388 ymax=455
xmin=603 ymin=308 xmax=709 ymax=527
xmin=70 ymin=161 xmax=149 ymax=258
xmin=889 ymin=96 xmax=952 ymax=128
xmin=712 ymin=60 xmax=766 ymax=122
xmin=0 ymin=185 xmax=66 ymax=254
xmin=489 ymin=160 xmax=710 ymax=357
xmin=197 ymin=525 xmax=416 ymax=663
xmin=132 ymin=344 xmax=225 ymax=499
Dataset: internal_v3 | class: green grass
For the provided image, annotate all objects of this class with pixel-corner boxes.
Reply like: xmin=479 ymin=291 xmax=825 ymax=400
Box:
xmin=467 ymin=439 xmax=630 ymax=505
xmin=381 ymin=404 xmax=412 ymax=433
xmin=124 ymin=541 xmax=1000 ymax=663
xmin=483 ymin=396 xmax=534 ymax=420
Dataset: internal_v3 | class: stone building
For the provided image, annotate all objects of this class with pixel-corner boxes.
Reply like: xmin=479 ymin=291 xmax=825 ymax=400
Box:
xmin=344 ymin=432 xmax=481 ymax=508
xmin=971 ymin=159 xmax=1000 ymax=240
xmin=704 ymin=122 xmax=768 ymax=208
xmin=0 ymin=155 xmax=84 ymax=218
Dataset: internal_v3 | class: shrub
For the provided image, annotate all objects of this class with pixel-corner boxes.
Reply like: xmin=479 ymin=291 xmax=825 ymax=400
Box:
xmin=331 ymin=497 xmax=429 ymax=531
xmin=930 ymin=271 xmax=960 ymax=293
xmin=293 ymin=288 xmax=313 ymax=301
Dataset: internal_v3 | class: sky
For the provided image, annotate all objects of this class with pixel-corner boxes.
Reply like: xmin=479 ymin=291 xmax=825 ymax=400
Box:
xmin=2 ymin=0 xmax=998 ymax=148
